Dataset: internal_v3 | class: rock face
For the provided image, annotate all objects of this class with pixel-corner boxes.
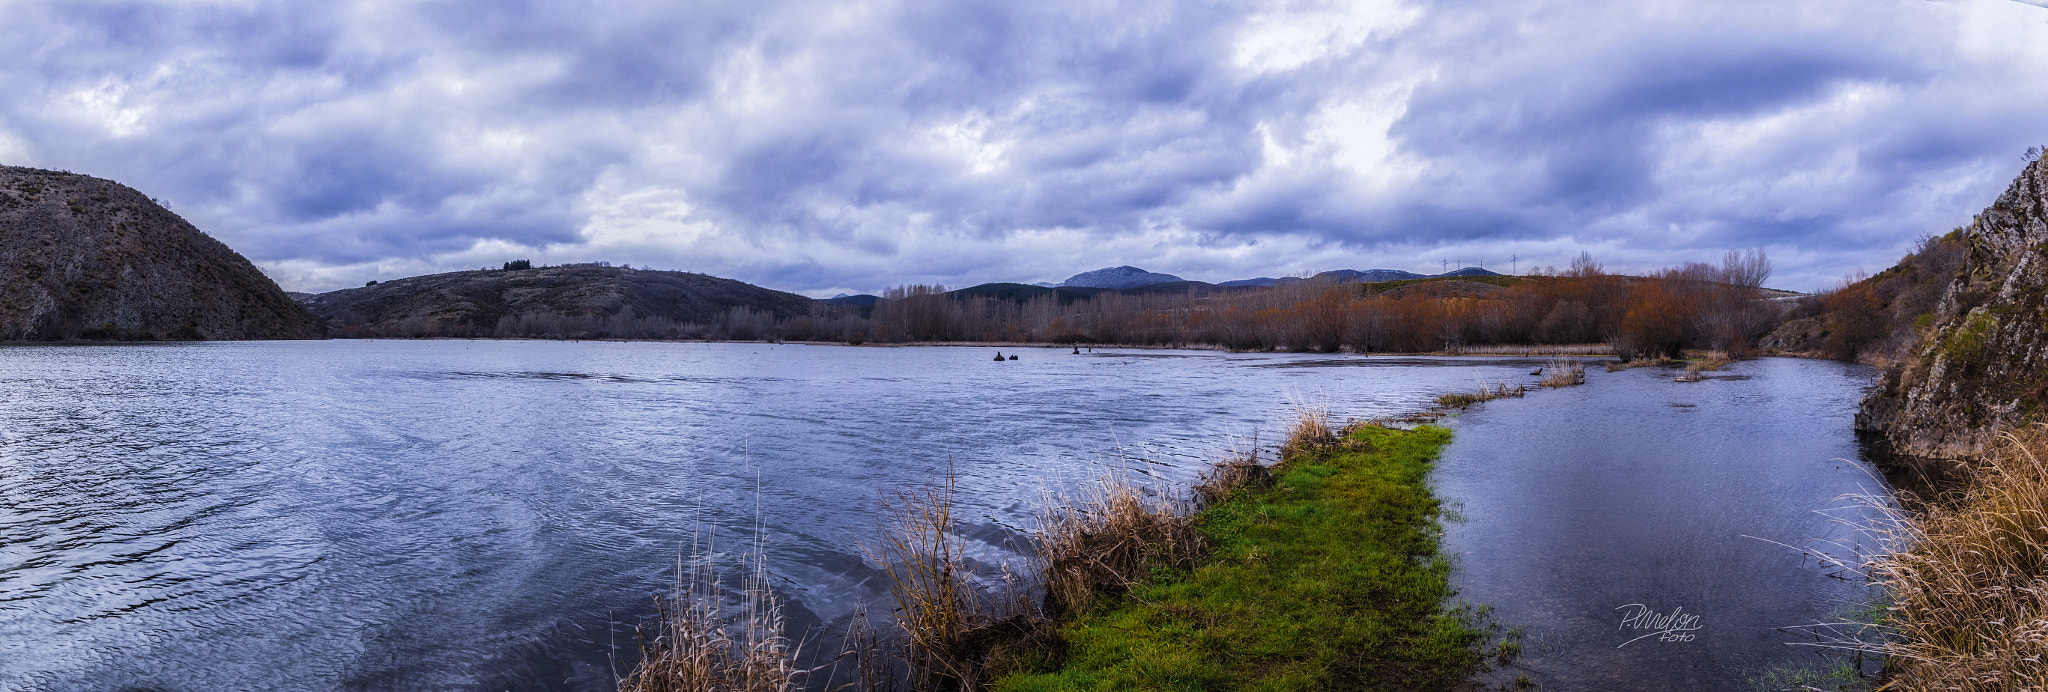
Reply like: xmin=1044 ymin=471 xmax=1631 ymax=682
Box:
xmin=304 ymin=265 xmax=820 ymax=337
xmin=0 ymin=166 xmax=323 ymax=341
xmin=1858 ymin=156 xmax=2048 ymax=460
xmin=1059 ymin=266 xmax=1184 ymax=289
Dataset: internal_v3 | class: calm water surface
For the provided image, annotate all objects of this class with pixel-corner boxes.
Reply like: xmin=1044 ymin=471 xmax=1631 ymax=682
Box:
xmin=2 ymin=340 xmax=1554 ymax=691
xmin=1436 ymin=358 xmax=1891 ymax=691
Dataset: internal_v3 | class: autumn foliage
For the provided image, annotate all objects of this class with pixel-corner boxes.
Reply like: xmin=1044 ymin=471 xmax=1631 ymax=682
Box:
xmin=770 ymin=249 xmax=1784 ymax=359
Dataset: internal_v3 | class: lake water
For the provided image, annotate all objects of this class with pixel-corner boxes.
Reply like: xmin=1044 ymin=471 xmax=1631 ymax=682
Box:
xmin=1436 ymin=358 xmax=1890 ymax=691
xmin=0 ymin=341 xmax=1889 ymax=691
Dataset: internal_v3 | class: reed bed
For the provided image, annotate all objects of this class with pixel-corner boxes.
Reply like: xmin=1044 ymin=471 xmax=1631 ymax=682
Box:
xmin=1539 ymin=359 xmax=1586 ymax=387
xmin=1450 ymin=343 xmax=1616 ymax=356
xmin=1036 ymin=468 xmax=1204 ymax=618
xmin=619 ymin=537 xmax=802 ymax=692
xmin=1867 ymin=427 xmax=2048 ymax=691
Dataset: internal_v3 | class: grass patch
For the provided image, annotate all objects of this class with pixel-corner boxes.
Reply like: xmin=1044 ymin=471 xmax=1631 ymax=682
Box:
xmin=1539 ymin=359 xmax=1586 ymax=387
xmin=993 ymin=424 xmax=1484 ymax=691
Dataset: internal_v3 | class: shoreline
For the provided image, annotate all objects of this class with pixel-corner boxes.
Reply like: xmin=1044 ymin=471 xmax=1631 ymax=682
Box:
xmin=983 ymin=420 xmax=1496 ymax=689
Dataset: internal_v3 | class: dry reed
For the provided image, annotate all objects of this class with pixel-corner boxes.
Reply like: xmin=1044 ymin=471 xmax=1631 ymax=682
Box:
xmin=1540 ymin=359 xmax=1586 ymax=387
xmin=1279 ymin=404 xmax=1340 ymax=460
xmin=1866 ymin=426 xmax=2048 ymax=691
xmin=868 ymin=465 xmax=1048 ymax=691
xmin=1453 ymin=343 xmax=1616 ymax=357
xmin=1435 ymin=378 xmax=1527 ymax=408
xmin=619 ymin=535 xmax=801 ymax=692
xmin=1036 ymin=467 xmax=1203 ymax=618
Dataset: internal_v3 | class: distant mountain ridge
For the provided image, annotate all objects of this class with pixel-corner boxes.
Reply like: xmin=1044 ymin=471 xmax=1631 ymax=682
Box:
xmin=0 ymin=166 xmax=323 ymax=341
xmin=1059 ymin=265 xmax=1186 ymax=289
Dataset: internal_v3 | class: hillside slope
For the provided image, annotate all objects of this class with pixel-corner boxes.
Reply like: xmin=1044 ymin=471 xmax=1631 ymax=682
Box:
xmin=0 ymin=166 xmax=322 ymax=341
xmin=1858 ymin=155 xmax=2048 ymax=459
xmin=304 ymin=265 xmax=823 ymax=338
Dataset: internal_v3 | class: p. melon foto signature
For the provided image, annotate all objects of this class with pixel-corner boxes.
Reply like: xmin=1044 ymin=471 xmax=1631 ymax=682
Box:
xmin=1614 ymin=604 xmax=1702 ymax=647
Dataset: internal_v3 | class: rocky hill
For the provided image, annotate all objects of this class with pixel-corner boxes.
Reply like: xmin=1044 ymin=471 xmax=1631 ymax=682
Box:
xmin=0 ymin=166 xmax=322 ymax=341
xmin=1858 ymin=155 xmax=2048 ymax=460
xmin=304 ymin=265 xmax=824 ymax=338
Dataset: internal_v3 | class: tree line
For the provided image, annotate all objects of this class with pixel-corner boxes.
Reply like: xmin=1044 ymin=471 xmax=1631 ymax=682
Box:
xmin=344 ymin=250 xmax=1796 ymax=359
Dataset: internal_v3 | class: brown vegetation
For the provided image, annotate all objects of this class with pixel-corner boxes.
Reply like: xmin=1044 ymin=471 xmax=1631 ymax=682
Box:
xmin=1036 ymin=470 xmax=1203 ymax=619
xmin=1869 ymin=426 xmax=2048 ymax=691
xmin=1767 ymin=232 xmax=1967 ymax=365
xmin=1436 ymin=378 xmax=1528 ymax=408
xmin=1540 ymin=359 xmax=1586 ymax=387
xmin=618 ymin=543 xmax=801 ymax=692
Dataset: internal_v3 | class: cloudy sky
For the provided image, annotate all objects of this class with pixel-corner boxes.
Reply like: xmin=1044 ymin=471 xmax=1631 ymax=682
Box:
xmin=3 ymin=0 xmax=2045 ymax=296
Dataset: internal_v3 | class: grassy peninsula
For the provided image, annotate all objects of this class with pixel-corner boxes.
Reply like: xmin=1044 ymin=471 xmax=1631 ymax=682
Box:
xmin=993 ymin=423 xmax=1486 ymax=691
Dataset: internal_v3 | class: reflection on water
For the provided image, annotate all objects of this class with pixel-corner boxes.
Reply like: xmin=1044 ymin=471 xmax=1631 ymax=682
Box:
xmin=1 ymin=341 xmax=1550 ymax=691
xmin=1435 ymin=358 xmax=1891 ymax=691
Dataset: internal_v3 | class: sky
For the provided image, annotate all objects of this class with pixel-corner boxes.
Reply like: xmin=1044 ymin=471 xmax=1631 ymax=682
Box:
xmin=2 ymin=0 xmax=2046 ymax=297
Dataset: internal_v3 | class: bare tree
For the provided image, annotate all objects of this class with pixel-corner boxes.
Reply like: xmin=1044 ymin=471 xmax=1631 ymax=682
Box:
xmin=1721 ymin=248 xmax=1772 ymax=289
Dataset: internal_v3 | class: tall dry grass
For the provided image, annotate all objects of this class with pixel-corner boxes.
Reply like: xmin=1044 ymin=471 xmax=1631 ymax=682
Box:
xmin=1540 ymin=359 xmax=1585 ymax=387
xmin=1278 ymin=405 xmax=1340 ymax=460
xmin=1037 ymin=467 xmax=1203 ymax=618
xmin=868 ymin=466 xmax=1045 ymax=690
xmin=619 ymin=536 xmax=802 ymax=692
xmin=1868 ymin=426 xmax=2048 ymax=690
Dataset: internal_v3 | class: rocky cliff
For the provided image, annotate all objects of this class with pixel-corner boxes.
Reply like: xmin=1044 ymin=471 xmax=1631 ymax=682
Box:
xmin=1858 ymin=155 xmax=2048 ymax=460
xmin=304 ymin=265 xmax=822 ymax=338
xmin=0 ymin=166 xmax=323 ymax=341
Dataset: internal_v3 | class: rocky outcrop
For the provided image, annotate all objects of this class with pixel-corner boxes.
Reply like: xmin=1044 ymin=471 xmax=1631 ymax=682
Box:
xmin=304 ymin=265 xmax=821 ymax=338
xmin=0 ymin=166 xmax=323 ymax=341
xmin=1858 ymin=156 xmax=2048 ymax=460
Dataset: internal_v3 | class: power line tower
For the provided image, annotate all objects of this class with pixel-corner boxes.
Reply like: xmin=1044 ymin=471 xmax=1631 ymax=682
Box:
xmin=1512 ymin=254 xmax=1518 ymax=275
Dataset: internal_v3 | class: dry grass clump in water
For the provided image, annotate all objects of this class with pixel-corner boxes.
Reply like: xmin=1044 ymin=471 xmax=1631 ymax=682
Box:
xmin=1870 ymin=426 xmax=2048 ymax=691
xmin=619 ymin=542 xmax=800 ymax=692
xmin=1540 ymin=359 xmax=1586 ymax=387
xmin=1038 ymin=467 xmax=1203 ymax=618
xmin=1435 ymin=378 xmax=1527 ymax=409
xmin=1279 ymin=405 xmax=1340 ymax=460
xmin=1604 ymin=356 xmax=1672 ymax=372
xmin=870 ymin=466 xmax=1045 ymax=690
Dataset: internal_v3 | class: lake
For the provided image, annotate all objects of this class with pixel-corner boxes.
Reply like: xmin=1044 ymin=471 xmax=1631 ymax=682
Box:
xmin=0 ymin=341 xmax=1888 ymax=690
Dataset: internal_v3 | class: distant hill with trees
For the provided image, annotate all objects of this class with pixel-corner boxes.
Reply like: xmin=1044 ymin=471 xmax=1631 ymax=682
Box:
xmin=303 ymin=264 xmax=835 ymax=339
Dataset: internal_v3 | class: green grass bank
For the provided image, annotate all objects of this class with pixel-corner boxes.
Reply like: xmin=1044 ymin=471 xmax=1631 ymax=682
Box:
xmin=994 ymin=424 xmax=1486 ymax=691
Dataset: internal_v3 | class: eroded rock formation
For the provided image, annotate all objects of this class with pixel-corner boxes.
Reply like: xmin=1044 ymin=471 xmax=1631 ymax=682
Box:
xmin=1858 ymin=155 xmax=2048 ymax=459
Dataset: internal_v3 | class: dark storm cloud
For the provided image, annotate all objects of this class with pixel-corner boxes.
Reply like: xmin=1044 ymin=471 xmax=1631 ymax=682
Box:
xmin=0 ymin=0 xmax=2042 ymax=293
